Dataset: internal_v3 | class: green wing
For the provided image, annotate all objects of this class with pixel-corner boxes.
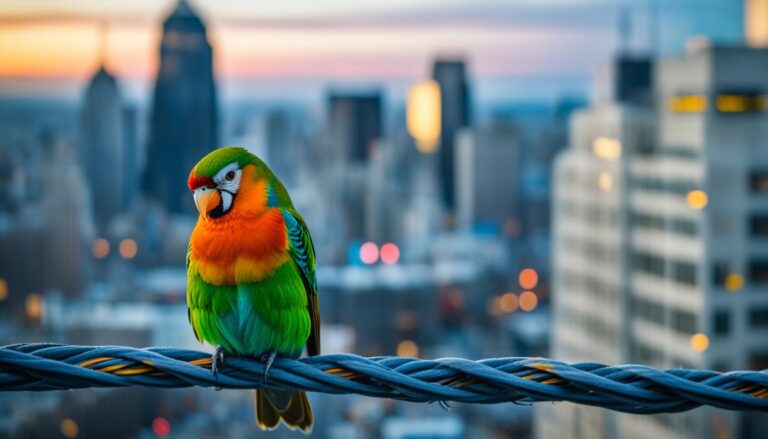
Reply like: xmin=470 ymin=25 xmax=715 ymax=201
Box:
xmin=186 ymin=243 xmax=201 ymax=342
xmin=282 ymin=209 xmax=320 ymax=356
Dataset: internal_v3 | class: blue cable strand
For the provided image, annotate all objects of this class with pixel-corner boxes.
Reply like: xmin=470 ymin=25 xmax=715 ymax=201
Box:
xmin=0 ymin=343 xmax=765 ymax=414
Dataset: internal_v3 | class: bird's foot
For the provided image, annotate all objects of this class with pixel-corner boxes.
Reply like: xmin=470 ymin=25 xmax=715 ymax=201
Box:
xmin=260 ymin=351 xmax=278 ymax=385
xmin=212 ymin=345 xmax=225 ymax=377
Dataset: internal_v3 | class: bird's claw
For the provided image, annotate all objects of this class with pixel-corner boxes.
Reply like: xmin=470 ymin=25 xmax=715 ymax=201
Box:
xmin=260 ymin=351 xmax=277 ymax=385
xmin=212 ymin=345 xmax=225 ymax=376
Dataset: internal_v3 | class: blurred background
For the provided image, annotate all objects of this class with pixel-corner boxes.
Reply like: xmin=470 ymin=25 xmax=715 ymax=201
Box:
xmin=0 ymin=0 xmax=767 ymax=438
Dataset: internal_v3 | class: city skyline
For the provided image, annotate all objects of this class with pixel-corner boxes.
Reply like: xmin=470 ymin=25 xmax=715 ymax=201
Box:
xmin=0 ymin=0 xmax=744 ymax=104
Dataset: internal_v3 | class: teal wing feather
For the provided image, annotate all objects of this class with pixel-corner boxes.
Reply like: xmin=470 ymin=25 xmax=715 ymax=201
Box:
xmin=281 ymin=208 xmax=320 ymax=356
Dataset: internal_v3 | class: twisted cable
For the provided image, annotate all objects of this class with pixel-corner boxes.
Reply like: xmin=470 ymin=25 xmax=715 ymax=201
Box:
xmin=0 ymin=343 xmax=766 ymax=414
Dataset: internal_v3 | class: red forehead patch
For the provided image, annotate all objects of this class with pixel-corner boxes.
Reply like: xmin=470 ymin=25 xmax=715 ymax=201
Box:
xmin=188 ymin=171 xmax=214 ymax=191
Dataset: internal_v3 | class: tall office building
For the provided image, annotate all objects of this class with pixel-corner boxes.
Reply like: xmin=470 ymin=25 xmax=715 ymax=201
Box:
xmin=455 ymin=122 xmax=520 ymax=232
xmin=79 ymin=63 xmax=124 ymax=232
xmin=432 ymin=58 xmax=471 ymax=210
xmin=143 ymin=0 xmax=218 ymax=213
xmin=538 ymin=44 xmax=768 ymax=439
xmin=326 ymin=91 xmax=382 ymax=163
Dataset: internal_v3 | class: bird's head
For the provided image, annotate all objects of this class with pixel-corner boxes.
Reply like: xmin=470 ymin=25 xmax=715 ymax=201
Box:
xmin=188 ymin=147 xmax=281 ymax=221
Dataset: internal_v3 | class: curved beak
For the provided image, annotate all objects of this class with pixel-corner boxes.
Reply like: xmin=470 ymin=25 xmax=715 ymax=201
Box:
xmin=193 ymin=187 xmax=221 ymax=221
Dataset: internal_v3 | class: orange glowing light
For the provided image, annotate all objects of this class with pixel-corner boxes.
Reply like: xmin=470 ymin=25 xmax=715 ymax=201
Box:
xmin=500 ymin=293 xmax=518 ymax=313
xmin=0 ymin=278 xmax=7 ymax=301
xmin=687 ymin=190 xmax=708 ymax=210
xmin=60 ymin=419 xmax=78 ymax=438
xmin=519 ymin=268 xmax=538 ymax=290
xmin=119 ymin=239 xmax=138 ymax=259
xmin=747 ymin=0 xmax=768 ymax=47
xmin=26 ymin=293 xmax=43 ymax=320
xmin=92 ymin=238 xmax=110 ymax=259
xmin=396 ymin=340 xmax=419 ymax=358
xmin=592 ymin=137 xmax=621 ymax=160
xmin=407 ymin=79 xmax=441 ymax=153
xmin=669 ymin=95 xmax=707 ymax=113
xmin=519 ymin=291 xmax=538 ymax=312
xmin=725 ymin=273 xmax=744 ymax=292
xmin=690 ymin=333 xmax=709 ymax=352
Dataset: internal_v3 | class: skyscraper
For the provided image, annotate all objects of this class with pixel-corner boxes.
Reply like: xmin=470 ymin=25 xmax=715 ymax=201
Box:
xmin=144 ymin=0 xmax=218 ymax=214
xmin=327 ymin=91 xmax=382 ymax=163
xmin=79 ymin=62 xmax=124 ymax=232
xmin=432 ymin=58 xmax=471 ymax=211
xmin=538 ymin=43 xmax=768 ymax=439
xmin=455 ymin=122 xmax=520 ymax=232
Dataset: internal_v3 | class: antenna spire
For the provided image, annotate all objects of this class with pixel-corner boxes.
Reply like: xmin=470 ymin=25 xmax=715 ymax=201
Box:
xmin=98 ymin=20 xmax=108 ymax=71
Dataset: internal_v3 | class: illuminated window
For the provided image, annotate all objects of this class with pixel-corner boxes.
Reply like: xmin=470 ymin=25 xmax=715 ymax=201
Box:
xmin=668 ymin=95 xmax=707 ymax=113
xmin=715 ymin=91 xmax=766 ymax=113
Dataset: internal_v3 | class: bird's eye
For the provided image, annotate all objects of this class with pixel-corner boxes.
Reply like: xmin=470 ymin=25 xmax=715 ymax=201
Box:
xmin=225 ymin=171 xmax=236 ymax=181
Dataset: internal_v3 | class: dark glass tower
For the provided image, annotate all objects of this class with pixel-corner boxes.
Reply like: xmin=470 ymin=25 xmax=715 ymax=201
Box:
xmin=144 ymin=0 xmax=218 ymax=213
xmin=80 ymin=65 xmax=124 ymax=232
xmin=432 ymin=58 xmax=471 ymax=211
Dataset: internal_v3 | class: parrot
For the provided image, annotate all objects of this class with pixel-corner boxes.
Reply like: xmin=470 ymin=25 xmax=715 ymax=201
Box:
xmin=185 ymin=146 xmax=320 ymax=433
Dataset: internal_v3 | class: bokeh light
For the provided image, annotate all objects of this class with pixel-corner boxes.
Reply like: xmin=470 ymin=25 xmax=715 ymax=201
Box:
xmin=119 ymin=239 xmax=138 ymax=259
xmin=407 ymin=79 xmax=441 ymax=153
xmin=359 ymin=242 xmax=379 ymax=265
xmin=690 ymin=333 xmax=709 ymax=352
xmin=519 ymin=291 xmax=538 ymax=312
xmin=725 ymin=273 xmax=744 ymax=292
xmin=597 ymin=172 xmax=613 ymax=192
xmin=396 ymin=340 xmax=419 ymax=358
xmin=519 ymin=268 xmax=538 ymax=290
xmin=26 ymin=293 xmax=43 ymax=320
xmin=91 ymin=238 xmax=110 ymax=259
xmin=592 ymin=137 xmax=621 ymax=160
xmin=60 ymin=418 xmax=78 ymax=438
xmin=0 ymin=278 xmax=7 ymax=301
xmin=152 ymin=417 xmax=171 ymax=437
xmin=686 ymin=190 xmax=708 ymax=210
xmin=500 ymin=292 xmax=518 ymax=313
xmin=380 ymin=243 xmax=400 ymax=265
xmin=488 ymin=297 xmax=504 ymax=317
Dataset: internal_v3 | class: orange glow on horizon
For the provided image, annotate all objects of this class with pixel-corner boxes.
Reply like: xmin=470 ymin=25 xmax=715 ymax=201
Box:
xmin=0 ymin=23 xmax=159 ymax=79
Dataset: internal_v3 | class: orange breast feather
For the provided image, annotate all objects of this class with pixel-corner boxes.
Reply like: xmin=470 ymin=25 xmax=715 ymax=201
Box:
xmin=189 ymin=167 xmax=289 ymax=286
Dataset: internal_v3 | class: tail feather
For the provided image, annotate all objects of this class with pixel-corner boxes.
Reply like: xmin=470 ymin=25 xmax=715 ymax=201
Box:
xmin=254 ymin=389 xmax=313 ymax=433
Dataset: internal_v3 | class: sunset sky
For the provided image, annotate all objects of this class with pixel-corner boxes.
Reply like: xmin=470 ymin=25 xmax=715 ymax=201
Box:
xmin=0 ymin=0 xmax=744 ymax=104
